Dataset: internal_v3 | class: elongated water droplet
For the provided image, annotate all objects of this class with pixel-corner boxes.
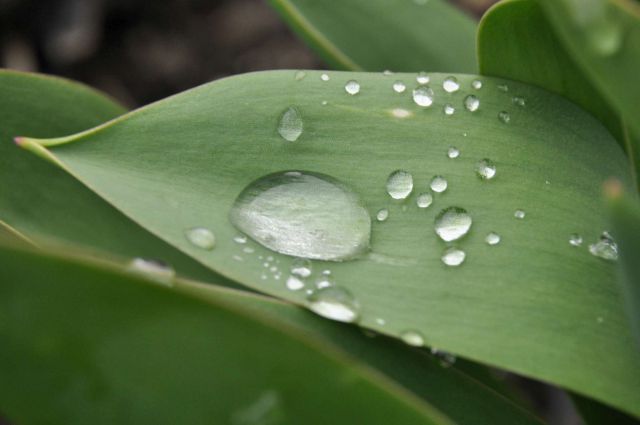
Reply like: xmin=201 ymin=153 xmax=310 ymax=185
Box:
xmin=345 ymin=80 xmax=360 ymax=95
xmin=128 ymin=258 xmax=175 ymax=285
xmin=486 ymin=232 xmax=501 ymax=245
xmin=416 ymin=193 xmax=433 ymax=208
xmin=498 ymin=111 xmax=511 ymax=124
xmin=442 ymin=76 xmax=460 ymax=93
xmin=471 ymin=79 xmax=483 ymax=89
xmin=475 ymin=159 xmax=496 ymax=180
xmin=514 ymin=209 xmax=526 ymax=219
xmin=443 ymin=104 xmax=455 ymax=116
xmin=291 ymin=258 xmax=312 ymax=277
xmin=376 ymin=208 xmax=389 ymax=222
xmin=392 ymin=81 xmax=406 ymax=93
xmin=589 ymin=232 xmax=618 ymax=261
xmin=416 ymin=72 xmax=430 ymax=84
xmin=430 ymin=175 xmax=448 ymax=193
xmin=413 ymin=86 xmax=434 ymax=107
xmin=464 ymin=95 xmax=480 ymax=112
xmin=277 ymin=107 xmax=303 ymax=142
xmin=307 ymin=286 xmax=360 ymax=323
xmin=230 ymin=171 xmax=371 ymax=261
xmin=320 ymin=73 xmax=330 ymax=81
xmin=386 ymin=170 xmax=413 ymax=200
xmin=401 ymin=330 xmax=424 ymax=347
xmin=569 ymin=233 xmax=583 ymax=247
xmin=512 ymin=96 xmax=526 ymax=107
xmin=447 ymin=147 xmax=460 ymax=159
xmin=442 ymin=247 xmax=466 ymax=266
xmin=185 ymin=227 xmax=216 ymax=250
xmin=435 ymin=207 xmax=472 ymax=242
xmin=294 ymin=70 xmax=306 ymax=81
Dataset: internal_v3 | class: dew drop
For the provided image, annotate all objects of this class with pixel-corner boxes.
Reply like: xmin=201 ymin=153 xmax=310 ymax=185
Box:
xmin=390 ymin=108 xmax=412 ymax=119
xmin=569 ymin=233 xmax=583 ymax=247
xmin=400 ymin=330 xmax=424 ymax=347
xmin=416 ymin=72 xmax=430 ymax=84
xmin=435 ymin=207 xmax=472 ymax=242
xmin=498 ymin=111 xmax=511 ymax=124
xmin=321 ymin=100 xmax=328 ymax=106
xmin=291 ymin=258 xmax=312 ymax=278
xmin=277 ymin=107 xmax=303 ymax=142
xmin=442 ymin=76 xmax=460 ymax=93
xmin=128 ymin=258 xmax=175 ymax=285
xmin=345 ymin=80 xmax=360 ymax=95
xmin=320 ymin=73 xmax=330 ymax=81
xmin=471 ymin=79 xmax=483 ymax=89
xmin=413 ymin=86 xmax=434 ymax=107
xmin=416 ymin=193 xmax=433 ymax=209
xmin=230 ymin=171 xmax=371 ymax=261
xmin=443 ymin=104 xmax=455 ymax=116
xmin=392 ymin=81 xmax=406 ymax=93
xmin=376 ymin=317 xmax=386 ymax=326
xmin=286 ymin=275 xmax=305 ymax=291
xmin=383 ymin=69 xmax=394 ymax=76
xmin=234 ymin=234 xmax=248 ymax=244
xmin=512 ymin=96 xmax=526 ymax=107
xmin=475 ymin=158 xmax=496 ymax=180
xmin=589 ymin=232 xmax=618 ymax=261
xmin=514 ymin=209 xmax=526 ymax=219
xmin=184 ymin=227 xmax=216 ymax=250
xmin=447 ymin=147 xmax=460 ymax=159
xmin=386 ymin=170 xmax=414 ymax=200
xmin=498 ymin=84 xmax=509 ymax=92
xmin=430 ymin=175 xmax=448 ymax=193
xmin=315 ymin=274 xmax=334 ymax=289
xmin=442 ymin=247 xmax=466 ymax=266
xmin=464 ymin=95 xmax=480 ymax=112
xmin=307 ymin=286 xmax=360 ymax=323
xmin=485 ymin=232 xmax=501 ymax=245
xmin=294 ymin=70 xmax=306 ymax=81
xmin=376 ymin=208 xmax=390 ymax=222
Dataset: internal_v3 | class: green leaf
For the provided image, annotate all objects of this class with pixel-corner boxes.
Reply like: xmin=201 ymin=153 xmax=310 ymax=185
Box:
xmin=19 ymin=70 xmax=640 ymax=416
xmin=477 ymin=0 xmax=639 ymax=186
xmin=571 ymin=393 xmax=640 ymax=425
xmin=0 ymin=243 xmax=455 ymax=425
xmin=0 ymin=220 xmax=33 ymax=247
xmin=267 ymin=0 xmax=477 ymax=72
xmin=0 ymin=70 xmax=237 ymax=285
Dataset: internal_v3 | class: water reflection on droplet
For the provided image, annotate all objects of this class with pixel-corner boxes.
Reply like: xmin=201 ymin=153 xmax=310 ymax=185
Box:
xmin=443 ymin=104 xmax=455 ymax=116
xmin=291 ymin=258 xmax=312 ymax=278
xmin=294 ymin=70 xmax=306 ymax=81
xmin=514 ymin=209 xmax=526 ymax=219
xmin=498 ymin=111 xmax=510 ymax=124
xmin=447 ymin=147 xmax=460 ymax=159
xmin=128 ymin=258 xmax=175 ymax=285
xmin=320 ymin=73 xmax=330 ymax=81
xmin=416 ymin=72 xmax=430 ymax=84
xmin=471 ymin=79 xmax=483 ymax=90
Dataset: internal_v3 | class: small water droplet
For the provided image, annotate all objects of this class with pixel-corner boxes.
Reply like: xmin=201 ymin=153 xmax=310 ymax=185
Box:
xmin=569 ymin=233 xmax=583 ymax=247
xmin=291 ymin=258 xmax=312 ymax=278
xmin=475 ymin=159 xmax=496 ymax=180
xmin=386 ymin=170 xmax=414 ymax=200
xmin=243 ymin=246 xmax=254 ymax=254
xmin=390 ymin=108 xmax=412 ymax=119
xmin=498 ymin=84 xmax=509 ymax=92
xmin=443 ymin=104 xmax=455 ymax=116
xmin=184 ymin=227 xmax=216 ymax=250
xmin=315 ymin=274 xmax=333 ymax=289
xmin=442 ymin=76 xmax=460 ymax=93
xmin=277 ymin=107 xmax=303 ymax=142
xmin=286 ymin=275 xmax=305 ymax=291
xmin=321 ymin=100 xmax=328 ymax=106
xmin=294 ymin=70 xmax=306 ymax=81
xmin=322 ymin=269 xmax=331 ymax=276
xmin=392 ymin=81 xmax=406 ymax=93
xmin=320 ymin=73 xmax=330 ymax=81
xmin=345 ymin=80 xmax=360 ymax=95
xmin=413 ymin=86 xmax=434 ymax=107
xmin=376 ymin=208 xmax=390 ymax=222
xmin=485 ymin=232 xmax=501 ymax=245
xmin=383 ymin=69 xmax=394 ymax=76
xmin=512 ymin=96 xmax=526 ymax=107
xmin=442 ymin=247 xmax=466 ymax=266
xmin=416 ymin=72 xmax=430 ymax=84
xmin=128 ymin=258 xmax=175 ymax=285
xmin=234 ymin=234 xmax=247 ymax=244
xmin=514 ymin=209 xmax=526 ymax=219
xmin=307 ymin=286 xmax=360 ymax=323
xmin=464 ymin=95 xmax=480 ymax=112
xmin=435 ymin=207 xmax=472 ymax=242
xmin=471 ymin=79 xmax=483 ymax=89
xmin=416 ymin=193 xmax=433 ymax=209
xmin=447 ymin=147 xmax=460 ymax=159
xmin=400 ymin=330 xmax=424 ymax=347
xmin=375 ymin=317 xmax=386 ymax=326
xmin=497 ymin=111 xmax=511 ymax=124
xmin=430 ymin=175 xmax=448 ymax=193
xmin=230 ymin=171 xmax=371 ymax=261
xmin=589 ymin=232 xmax=618 ymax=261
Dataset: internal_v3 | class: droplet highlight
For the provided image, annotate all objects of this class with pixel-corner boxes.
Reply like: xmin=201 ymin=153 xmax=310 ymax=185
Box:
xmin=277 ymin=107 xmax=303 ymax=142
xmin=128 ymin=258 xmax=175 ymax=285
xmin=471 ymin=79 xmax=483 ymax=90
xmin=514 ymin=209 xmax=526 ymax=219
xmin=498 ymin=111 xmax=511 ymax=124
xmin=443 ymin=104 xmax=455 ymax=116
xmin=416 ymin=72 xmax=430 ymax=84
xmin=320 ymin=73 xmax=330 ymax=81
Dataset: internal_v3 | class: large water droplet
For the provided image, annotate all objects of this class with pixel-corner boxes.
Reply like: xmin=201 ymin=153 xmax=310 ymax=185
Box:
xmin=392 ymin=81 xmax=406 ymax=93
xmin=435 ymin=207 xmax=472 ymax=242
xmin=416 ymin=193 xmax=433 ymax=208
xmin=430 ymin=176 xmax=448 ymax=193
xmin=569 ymin=233 xmax=583 ymax=247
xmin=589 ymin=232 xmax=618 ymax=261
xmin=400 ymin=330 xmax=425 ymax=347
xmin=277 ymin=107 xmax=303 ymax=142
xmin=441 ymin=247 xmax=466 ymax=266
xmin=442 ymin=76 xmax=460 ymax=93
xmin=307 ymin=286 xmax=360 ymax=323
xmin=416 ymin=72 xmax=430 ymax=84
xmin=230 ymin=171 xmax=371 ymax=261
xmin=185 ymin=227 xmax=216 ymax=250
xmin=376 ymin=208 xmax=389 ymax=222
xmin=413 ymin=86 xmax=434 ymax=107
xmin=128 ymin=258 xmax=175 ymax=285
xmin=475 ymin=159 xmax=496 ymax=180
xmin=485 ymin=232 xmax=501 ymax=245
xmin=386 ymin=170 xmax=414 ymax=200
xmin=345 ymin=80 xmax=360 ymax=95
xmin=447 ymin=147 xmax=460 ymax=159
xmin=464 ymin=95 xmax=480 ymax=112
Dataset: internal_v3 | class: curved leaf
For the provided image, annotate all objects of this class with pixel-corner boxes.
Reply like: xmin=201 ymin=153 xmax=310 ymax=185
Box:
xmin=19 ymin=70 xmax=640 ymax=416
xmin=268 ymin=0 xmax=477 ymax=72
xmin=0 ymin=70 xmax=237 ymax=285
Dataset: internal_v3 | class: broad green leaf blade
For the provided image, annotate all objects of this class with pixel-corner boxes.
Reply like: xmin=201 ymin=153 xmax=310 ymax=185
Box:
xmin=268 ymin=0 xmax=477 ymax=72
xmin=0 ymin=221 xmax=33 ymax=247
xmin=0 ymin=70 xmax=237 ymax=285
xmin=607 ymin=181 xmax=640 ymax=347
xmin=477 ymin=0 xmax=639 ymax=186
xmin=20 ymin=70 xmax=640 ymax=416
xmin=178 ymin=280 xmax=543 ymax=425
xmin=0 ymin=243 xmax=454 ymax=425
xmin=535 ymin=0 xmax=640 ymax=136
